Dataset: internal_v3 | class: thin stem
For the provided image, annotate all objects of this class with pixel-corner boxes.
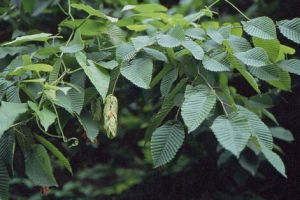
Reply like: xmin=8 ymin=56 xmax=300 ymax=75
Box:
xmin=207 ymin=0 xmax=220 ymax=9
xmin=224 ymin=0 xmax=250 ymax=20
xmin=36 ymin=116 xmax=63 ymax=138
xmin=68 ymin=0 xmax=75 ymax=22
xmin=68 ymin=68 xmax=83 ymax=74
xmin=51 ymin=102 xmax=67 ymax=142
xmin=111 ymin=70 xmax=120 ymax=95
xmin=54 ymin=0 xmax=68 ymax=15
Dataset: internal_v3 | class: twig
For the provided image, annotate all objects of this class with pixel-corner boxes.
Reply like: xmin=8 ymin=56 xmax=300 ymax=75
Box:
xmin=224 ymin=0 xmax=250 ymax=21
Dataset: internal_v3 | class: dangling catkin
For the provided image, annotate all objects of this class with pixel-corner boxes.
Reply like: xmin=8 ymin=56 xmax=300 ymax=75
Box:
xmin=103 ymin=94 xmax=118 ymax=139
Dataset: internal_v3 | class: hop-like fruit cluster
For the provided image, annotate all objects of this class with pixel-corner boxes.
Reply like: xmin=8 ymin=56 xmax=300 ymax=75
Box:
xmin=103 ymin=94 xmax=118 ymax=139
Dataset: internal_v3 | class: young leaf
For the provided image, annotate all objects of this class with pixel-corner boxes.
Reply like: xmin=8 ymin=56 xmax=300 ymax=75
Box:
xmin=25 ymin=144 xmax=58 ymax=186
xmin=0 ymin=101 xmax=28 ymax=138
xmin=75 ymin=52 xmax=110 ymax=100
xmin=277 ymin=18 xmax=300 ymax=44
xmin=181 ymin=85 xmax=216 ymax=133
xmin=34 ymin=134 xmax=73 ymax=174
xmin=3 ymin=33 xmax=54 ymax=46
xmin=241 ymin=17 xmax=277 ymax=39
xmin=151 ymin=121 xmax=185 ymax=168
xmin=210 ymin=113 xmax=252 ymax=157
xmin=71 ymin=3 xmax=106 ymax=18
xmin=252 ymin=37 xmax=280 ymax=62
xmin=120 ymin=58 xmax=153 ymax=89
xmin=132 ymin=4 xmax=167 ymax=13
xmin=28 ymin=101 xmax=56 ymax=131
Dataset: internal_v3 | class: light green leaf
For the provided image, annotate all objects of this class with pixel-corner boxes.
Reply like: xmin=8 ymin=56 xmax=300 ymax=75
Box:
xmin=71 ymin=3 xmax=106 ymax=18
xmin=181 ymin=85 xmax=216 ymax=132
xmin=143 ymin=48 xmax=168 ymax=62
xmin=241 ymin=17 xmax=277 ymax=39
xmin=185 ymin=28 xmax=205 ymax=40
xmin=127 ymin=25 xmax=148 ymax=31
xmin=60 ymin=30 xmax=84 ymax=53
xmin=3 ymin=33 xmax=54 ymax=46
xmin=131 ymin=36 xmax=155 ymax=51
xmin=210 ymin=113 xmax=252 ymax=157
xmin=105 ymin=25 xmax=125 ymax=45
xmin=261 ymin=146 xmax=286 ymax=177
xmin=270 ymin=127 xmax=294 ymax=142
xmin=121 ymin=58 xmax=153 ymax=89
xmin=253 ymin=37 xmax=280 ymax=62
xmin=116 ymin=43 xmax=137 ymax=61
xmin=132 ymin=4 xmax=167 ymax=13
xmin=277 ymin=59 xmax=300 ymax=75
xmin=34 ymin=134 xmax=73 ymax=174
xmin=157 ymin=24 xmax=185 ymax=47
xmin=227 ymin=35 xmax=252 ymax=53
xmin=277 ymin=18 xmax=300 ymax=44
xmin=237 ymin=106 xmax=273 ymax=150
xmin=78 ymin=112 xmax=99 ymax=142
xmin=75 ymin=52 xmax=110 ymax=100
xmin=203 ymin=53 xmax=231 ymax=72
xmin=248 ymin=65 xmax=280 ymax=81
xmin=151 ymin=121 xmax=185 ymax=168
xmin=9 ymin=64 xmax=53 ymax=76
xmin=25 ymin=144 xmax=58 ymax=186
xmin=0 ymin=101 xmax=28 ymax=138
xmin=28 ymin=101 xmax=56 ymax=131
xmin=182 ymin=40 xmax=204 ymax=60
xmin=234 ymin=47 xmax=269 ymax=67
xmin=268 ymin=69 xmax=291 ymax=91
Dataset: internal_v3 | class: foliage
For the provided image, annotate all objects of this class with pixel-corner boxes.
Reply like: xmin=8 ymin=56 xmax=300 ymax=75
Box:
xmin=0 ymin=0 xmax=300 ymax=199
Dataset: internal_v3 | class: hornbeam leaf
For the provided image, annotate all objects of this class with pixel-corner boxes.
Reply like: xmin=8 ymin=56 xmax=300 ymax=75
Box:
xmin=234 ymin=47 xmax=269 ymax=67
xmin=242 ymin=17 xmax=277 ymax=39
xmin=277 ymin=18 xmax=300 ymax=44
xmin=211 ymin=113 xmax=252 ymax=157
xmin=181 ymin=85 xmax=216 ymax=132
xmin=151 ymin=121 xmax=185 ymax=168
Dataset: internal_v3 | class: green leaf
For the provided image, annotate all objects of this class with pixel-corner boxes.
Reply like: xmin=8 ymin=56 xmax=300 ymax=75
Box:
xmin=54 ymin=91 xmax=73 ymax=114
xmin=210 ymin=113 xmax=252 ymax=157
xmin=59 ymin=19 xmax=106 ymax=36
xmin=252 ymin=37 xmax=280 ymax=62
xmin=6 ymin=86 xmax=20 ymax=103
xmin=206 ymin=27 xmax=225 ymax=44
xmin=277 ymin=18 xmax=300 ymax=44
xmin=116 ymin=43 xmax=137 ymax=62
xmin=28 ymin=101 xmax=56 ymax=131
xmin=145 ymin=78 xmax=188 ymax=143
xmin=143 ymin=48 xmax=168 ymax=62
xmin=60 ymin=30 xmax=84 ymax=53
xmin=120 ymin=58 xmax=153 ymax=89
xmin=25 ymin=144 xmax=58 ymax=186
xmin=248 ymin=65 xmax=280 ymax=81
xmin=0 ymin=131 xmax=15 ymax=176
xmin=268 ymin=69 xmax=291 ymax=91
xmin=96 ymin=60 xmax=118 ymax=70
xmin=261 ymin=146 xmax=286 ymax=177
xmin=34 ymin=134 xmax=73 ymax=174
xmin=182 ymin=40 xmax=204 ymax=60
xmin=49 ymin=59 xmax=61 ymax=84
xmin=181 ymin=85 xmax=216 ymax=132
xmin=0 ymin=102 xmax=28 ymax=139
xmin=202 ymin=53 xmax=231 ymax=72
xmin=241 ymin=17 xmax=277 ymax=39
xmin=127 ymin=25 xmax=148 ymax=31
xmin=245 ymin=94 xmax=273 ymax=109
xmin=270 ymin=127 xmax=294 ymax=142
xmin=69 ymin=71 xmax=85 ymax=115
xmin=151 ymin=121 xmax=185 ymax=168
xmin=3 ymin=33 xmax=54 ymax=46
xmin=237 ymin=106 xmax=273 ymax=150
xmin=228 ymin=54 xmax=261 ymax=93
xmin=9 ymin=64 xmax=53 ymax=76
xmin=234 ymin=47 xmax=269 ymax=67
xmin=227 ymin=35 xmax=252 ymax=53
xmin=78 ymin=112 xmax=99 ymax=142
xmin=157 ymin=24 xmax=185 ymax=48
xmin=277 ymin=59 xmax=300 ymax=75
xmin=160 ymin=68 xmax=178 ymax=97
xmin=239 ymin=151 xmax=259 ymax=176
xmin=105 ymin=25 xmax=125 ymax=45
xmin=75 ymin=52 xmax=110 ymax=100
xmin=0 ymin=162 xmax=9 ymax=200
xmin=131 ymin=4 xmax=168 ymax=13
xmin=185 ymin=28 xmax=205 ymax=40
xmin=131 ymin=36 xmax=155 ymax=51
xmin=71 ymin=3 xmax=106 ymax=18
